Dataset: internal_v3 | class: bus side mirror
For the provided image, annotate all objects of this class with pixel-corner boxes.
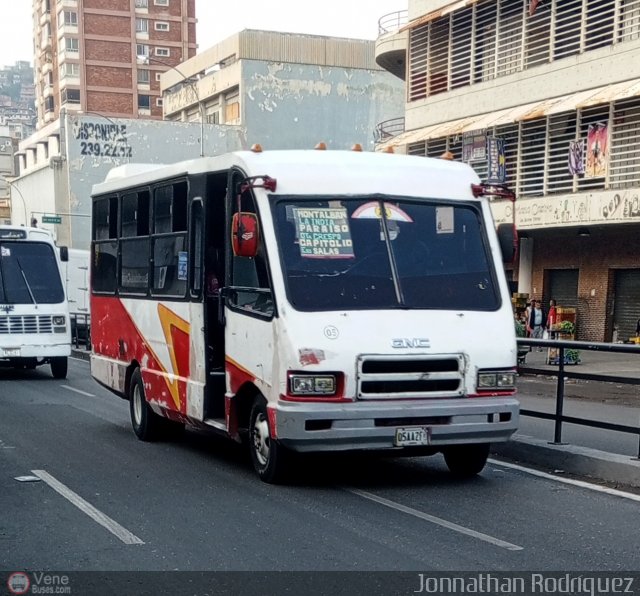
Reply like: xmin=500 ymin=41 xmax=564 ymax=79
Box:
xmin=497 ymin=224 xmax=516 ymax=263
xmin=232 ymin=213 xmax=259 ymax=258
xmin=59 ymin=246 xmax=69 ymax=262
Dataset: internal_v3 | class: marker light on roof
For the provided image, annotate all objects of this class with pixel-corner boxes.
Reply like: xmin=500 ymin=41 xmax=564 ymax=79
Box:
xmin=384 ymin=146 xmax=395 ymax=153
xmin=314 ymin=142 xmax=327 ymax=150
xmin=250 ymin=144 xmax=263 ymax=153
xmin=351 ymin=143 xmax=363 ymax=152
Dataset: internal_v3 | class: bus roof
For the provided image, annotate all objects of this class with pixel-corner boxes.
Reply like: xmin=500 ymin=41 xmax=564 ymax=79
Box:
xmin=92 ymin=150 xmax=481 ymax=201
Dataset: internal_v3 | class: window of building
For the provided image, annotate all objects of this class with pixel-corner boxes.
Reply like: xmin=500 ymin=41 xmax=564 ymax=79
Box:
xmin=156 ymin=98 xmax=163 ymax=107
xmin=136 ymin=18 xmax=149 ymax=33
xmin=155 ymin=47 xmax=170 ymax=57
xmin=60 ymin=62 xmax=80 ymax=78
xmin=61 ymin=88 xmax=80 ymax=104
xmin=155 ymin=0 xmax=169 ymax=5
xmin=138 ymin=95 xmax=151 ymax=109
xmin=136 ymin=44 xmax=149 ymax=58
xmin=135 ymin=0 xmax=149 ymax=7
xmin=58 ymin=10 xmax=77 ymax=27
xmin=65 ymin=37 xmax=79 ymax=53
xmin=155 ymin=72 xmax=162 ymax=82
xmin=137 ymin=69 xmax=150 ymax=84
xmin=155 ymin=22 xmax=170 ymax=31
xmin=44 ymin=96 xmax=54 ymax=113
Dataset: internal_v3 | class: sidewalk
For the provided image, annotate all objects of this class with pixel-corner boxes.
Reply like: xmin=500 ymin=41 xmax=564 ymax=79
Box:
xmin=493 ymin=344 xmax=640 ymax=488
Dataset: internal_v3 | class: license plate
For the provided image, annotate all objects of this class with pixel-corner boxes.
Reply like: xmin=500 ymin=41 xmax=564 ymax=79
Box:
xmin=394 ymin=427 xmax=430 ymax=447
xmin=2 ymin=348 xmax=20 ymax=357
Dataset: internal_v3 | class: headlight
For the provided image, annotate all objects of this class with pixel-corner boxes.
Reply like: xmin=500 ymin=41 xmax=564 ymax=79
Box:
xmin=477 ymin=370 xmax=516 ymax=391
xmin=289 ymin=374 xmax=337 ymax=396
xmin=53 ymin=316 xmax=66 ymax=326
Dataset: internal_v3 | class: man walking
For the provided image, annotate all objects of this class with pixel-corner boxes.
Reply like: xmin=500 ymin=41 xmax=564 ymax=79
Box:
xmin=527 ymin=299 xmax=546 ymax=348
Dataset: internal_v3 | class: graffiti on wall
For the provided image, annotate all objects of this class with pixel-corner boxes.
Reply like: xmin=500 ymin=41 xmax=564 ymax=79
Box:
xmin=72 ymin=120 xmax=132 ymax=159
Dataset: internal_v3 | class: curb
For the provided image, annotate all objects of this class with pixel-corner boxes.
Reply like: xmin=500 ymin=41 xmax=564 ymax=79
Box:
xmin=492 ymin=434 xmax=640 ymax=489
xmin=71 ymin=348 xmax=91 ymax=362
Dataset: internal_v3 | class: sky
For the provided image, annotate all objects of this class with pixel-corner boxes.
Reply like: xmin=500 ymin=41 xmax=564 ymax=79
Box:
xmin=0 ymin=1 xmax=407 ymax=67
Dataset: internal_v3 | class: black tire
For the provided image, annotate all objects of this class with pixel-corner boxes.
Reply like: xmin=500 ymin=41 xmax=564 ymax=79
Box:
xmin=248 ymin=396 xmax=291 ymax=484
xmin=50 ymin=357 xmax=68 ymax=379
xmin=443 ymin=443 xmax=490 ymax=477
xmin=129 ymin=368 xmax=165 ymax=441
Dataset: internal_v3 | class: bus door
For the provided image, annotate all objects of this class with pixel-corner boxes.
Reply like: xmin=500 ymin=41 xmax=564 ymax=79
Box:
xmin=224 ymin=175 xmax=276 ymax=416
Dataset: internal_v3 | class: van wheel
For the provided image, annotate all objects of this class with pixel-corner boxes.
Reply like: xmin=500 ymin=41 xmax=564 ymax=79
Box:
xmin=50 ymin=357 xmax=68 ymax=379
xmin=249 ymin=396 xmax=291 ymax=484
xmin=443 ymin=444 xmax=490 ymax=477
xmin=129 ymin=368 xmax=165 ymax=441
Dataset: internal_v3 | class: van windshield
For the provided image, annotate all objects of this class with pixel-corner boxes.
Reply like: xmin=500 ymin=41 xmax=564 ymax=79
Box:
xmin=0 ymin=242 xmax=65 ymax=304
xmin=271 ymin=197 xmax=500 ymax=311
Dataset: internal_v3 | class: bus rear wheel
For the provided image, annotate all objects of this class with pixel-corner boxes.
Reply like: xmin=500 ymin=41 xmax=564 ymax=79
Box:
xmin=249 ymin=396 xmax=291 ymax=484
xmin=50 ymin=357 xmax=68 ymax=379
xmin=129 ymin=368 xmax=165 ymax=441
xmin=443 ymin=443 xmax=490 ymax=477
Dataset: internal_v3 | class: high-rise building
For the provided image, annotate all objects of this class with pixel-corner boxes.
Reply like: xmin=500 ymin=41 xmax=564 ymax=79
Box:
xmin=32 ymin=0 xmax=196 ymax=127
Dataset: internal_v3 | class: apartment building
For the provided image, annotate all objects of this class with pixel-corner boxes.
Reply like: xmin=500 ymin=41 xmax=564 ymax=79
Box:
xmin=32 ymin=0 xmax=196 ymax=127
xmin=375 ymin=0 xmax=640 ymax=342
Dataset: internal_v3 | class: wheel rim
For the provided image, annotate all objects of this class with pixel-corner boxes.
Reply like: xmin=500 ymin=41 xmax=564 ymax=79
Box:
xmin=133 ymin=384 xmax=143 ymax=426
xmin=252 ymin=412 xmax=271 ymax=467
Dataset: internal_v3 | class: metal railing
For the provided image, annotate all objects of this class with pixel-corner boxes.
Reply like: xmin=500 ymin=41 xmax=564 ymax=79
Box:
xmin=378 ymin=10 xmax=408 ymax=35
xmin=374 ymin=117 xmax=405 ymax=143
xmin=70 ymin=313 xmax=91 ymax=350
xmin=517 ymin=337 xmax=640 ymax=458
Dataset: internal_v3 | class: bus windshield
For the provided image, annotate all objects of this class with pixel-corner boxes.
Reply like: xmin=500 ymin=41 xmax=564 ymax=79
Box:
xmin=271 ymin=197 xmax=500 ymax=312
xmin=0 ymin=241 xmax=65 ymax=304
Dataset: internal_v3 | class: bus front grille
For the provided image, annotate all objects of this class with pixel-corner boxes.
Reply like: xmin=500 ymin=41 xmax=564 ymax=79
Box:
xmin=0 ymin=315 xmax=54 ymax=334
xmin=357 ymin=354 xmax=465 ymax=400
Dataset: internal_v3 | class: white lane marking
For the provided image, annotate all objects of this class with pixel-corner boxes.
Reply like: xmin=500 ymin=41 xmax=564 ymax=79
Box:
xmin=489 ymin=459 xmax=640 ymax=503
xmin=32 ymin=470 xmax=144 ymax=545
xmin=347 ymin=488 xmax=523 ymax=551
xmin=70 ymin=356 xmax=90 ymax=363
xmin=61 ymin=385 xmax=96 ymax=397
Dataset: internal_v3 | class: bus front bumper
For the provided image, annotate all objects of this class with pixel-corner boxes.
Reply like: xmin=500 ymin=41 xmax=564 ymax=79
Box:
xmin=273 ymin=397 xmax=519 ymax=452
xmin=0 ymin=343 xmax=71 ymax=360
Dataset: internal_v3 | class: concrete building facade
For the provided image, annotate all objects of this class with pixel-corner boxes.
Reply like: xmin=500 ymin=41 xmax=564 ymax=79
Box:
xmin=375 ymin=0 xmax=640 ymax=342
xmin=32 ymin=0 xmax=196 ymax=127
xmin=160 ymin=30 xmax=406 ymax=151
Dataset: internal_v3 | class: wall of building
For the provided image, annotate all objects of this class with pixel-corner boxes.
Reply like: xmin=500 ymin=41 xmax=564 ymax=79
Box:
xmin=12 ymin=113 xmax=247 ymax=249
xmin=241 ymin=61 xmax=405 ymax=151
xmin=528 ymin=226 xmax=640 ymax=342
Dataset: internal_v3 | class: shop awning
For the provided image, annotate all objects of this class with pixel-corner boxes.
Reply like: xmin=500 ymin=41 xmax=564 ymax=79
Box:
xmin=380 ymin=80 xmax=640 ymax=150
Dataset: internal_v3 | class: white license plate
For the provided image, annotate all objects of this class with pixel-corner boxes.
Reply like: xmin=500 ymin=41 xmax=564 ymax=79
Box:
xmin=2 ymin=348 xmax=21 ymax=357
xmin=394 ymin=427 xmax=430 ymax=447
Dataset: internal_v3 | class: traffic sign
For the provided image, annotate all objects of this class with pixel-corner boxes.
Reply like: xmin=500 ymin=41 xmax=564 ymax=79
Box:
xmin=42 ymin=215 xmax=62 ymax=224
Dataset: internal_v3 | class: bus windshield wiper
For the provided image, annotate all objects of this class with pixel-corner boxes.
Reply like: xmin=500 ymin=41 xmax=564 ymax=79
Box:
xmin=16 ymin=258 xmax=38 ymax=305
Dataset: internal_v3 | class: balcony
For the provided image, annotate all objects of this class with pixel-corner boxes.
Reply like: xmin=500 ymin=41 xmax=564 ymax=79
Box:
xmin=374 ymin=117 xmax=405 ymax=145
xmin=375 ymin=10 xmax=408 ymax=81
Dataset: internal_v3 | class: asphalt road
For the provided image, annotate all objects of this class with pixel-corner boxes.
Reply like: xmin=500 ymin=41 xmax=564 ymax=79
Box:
xmin=1 ymin=357 xmax=639 ymax=574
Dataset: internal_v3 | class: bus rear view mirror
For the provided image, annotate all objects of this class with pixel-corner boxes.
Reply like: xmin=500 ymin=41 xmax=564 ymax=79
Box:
xmin=497 ymin=223 xmax=516 ymax=263
xmin=59 ymin=246 xmax=69 ymax=262
xmin=232 ymin=212 xmax=259 ymax=258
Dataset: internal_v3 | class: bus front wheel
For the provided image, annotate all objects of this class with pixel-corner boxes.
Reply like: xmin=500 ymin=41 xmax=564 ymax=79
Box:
xmin=129 ymin=368 xmax=165 ymax=441
xmin=443 ymin=443 xmax=490 ymax=477
xmin=249 ymin=396 xmax=291 ymax=484
xmin=50 ymin=357 xmax=68 ymax=379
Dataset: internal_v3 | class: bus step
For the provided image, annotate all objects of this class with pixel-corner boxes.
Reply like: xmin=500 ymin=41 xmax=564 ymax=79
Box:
xmin=203 ymin=418 xmax=227 ymax=431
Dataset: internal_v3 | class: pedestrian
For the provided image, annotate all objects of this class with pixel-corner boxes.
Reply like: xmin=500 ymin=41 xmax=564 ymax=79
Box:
xmin=527 ymin=299 xmax=546 ymax=350
xmin=547 ymin=298 xmax=557 ymax=338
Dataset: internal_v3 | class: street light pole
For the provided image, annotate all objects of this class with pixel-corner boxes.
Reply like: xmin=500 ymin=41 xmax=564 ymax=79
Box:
xmin=2 ymin=177 xmax=28 ymax=226
xmin=143 ymin=56 xmax=205 ymax=157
